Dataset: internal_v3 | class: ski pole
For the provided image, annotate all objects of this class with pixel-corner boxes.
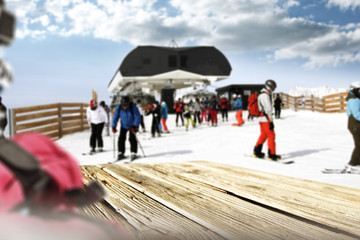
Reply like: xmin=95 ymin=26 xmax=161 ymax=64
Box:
xmin=112 ymin=132 xmax=116 ymax=160
xmin=132 ymin=131 xmax=146 ymax=158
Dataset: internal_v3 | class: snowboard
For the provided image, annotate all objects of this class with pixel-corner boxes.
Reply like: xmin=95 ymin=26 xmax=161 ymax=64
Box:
xmin=243 ymin=154 xmax=294 ymax=164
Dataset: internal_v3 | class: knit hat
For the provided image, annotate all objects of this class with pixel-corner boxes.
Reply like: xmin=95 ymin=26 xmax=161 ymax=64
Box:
xmin=90 ymin=99 xmax=97 ymax=109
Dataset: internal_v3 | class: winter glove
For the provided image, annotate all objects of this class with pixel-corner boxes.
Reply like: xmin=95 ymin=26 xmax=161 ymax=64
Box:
xmin=269 ymin=122 xmax=274 ymax=130
xmin=130 ymin=126 xmax=139 ymax=133
xmin=112 ymin=128 xmax=117 ymax=133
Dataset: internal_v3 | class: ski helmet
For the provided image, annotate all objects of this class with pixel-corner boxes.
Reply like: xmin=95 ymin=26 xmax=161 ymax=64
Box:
xmin=265 ymin=79 xmax=277 ymax=91
xmin=232 ymin=94 xmax=237 ymax=99
xmin=121 ymin=96 xmax=130 ymax=106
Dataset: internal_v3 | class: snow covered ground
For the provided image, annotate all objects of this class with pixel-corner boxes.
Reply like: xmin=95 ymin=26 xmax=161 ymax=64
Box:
xmin=57 ymin=109 xmax=359 ymax=190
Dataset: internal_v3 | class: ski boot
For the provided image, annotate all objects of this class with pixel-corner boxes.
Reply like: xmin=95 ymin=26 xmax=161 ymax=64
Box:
xmin=117 ymin=152 xmax=126 ymax=161
xmin=268 ymin=150 xmax=281 ymax=161
xmin=130 ymin=153 xmax=137 ymax=161
xmin=253 ymin=145 xmax=265 ymax=158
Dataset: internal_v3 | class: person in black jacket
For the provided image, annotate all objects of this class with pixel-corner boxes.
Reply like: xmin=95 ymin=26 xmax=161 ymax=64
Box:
xmin=145 ymin=101 xmax=161 ymax=137
xmin=274 ymin=94 xmax=282 ymax=119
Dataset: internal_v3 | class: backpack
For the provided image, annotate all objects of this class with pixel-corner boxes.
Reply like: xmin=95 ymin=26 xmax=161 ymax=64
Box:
xmin=248 ymin=93 xmax=262 ymax=117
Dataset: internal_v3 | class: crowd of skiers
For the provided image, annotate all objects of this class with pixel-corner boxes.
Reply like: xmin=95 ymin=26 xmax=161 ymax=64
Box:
xmin=84 ymin=80 xmax=285 ymax=161
xmin=86 ymin=79 xmax=285 ymax=162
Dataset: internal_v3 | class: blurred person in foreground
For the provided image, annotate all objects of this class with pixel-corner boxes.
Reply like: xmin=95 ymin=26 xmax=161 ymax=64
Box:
xmin=0 ymin=2 xmax=133 ymax=239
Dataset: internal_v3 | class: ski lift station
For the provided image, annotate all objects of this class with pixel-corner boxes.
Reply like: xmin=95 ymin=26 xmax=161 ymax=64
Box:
xmin=107 ymin=45 xmax=232 ymax=111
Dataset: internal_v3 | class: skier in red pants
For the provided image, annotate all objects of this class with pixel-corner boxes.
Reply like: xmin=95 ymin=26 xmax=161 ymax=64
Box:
xmin=253 ymin=79 xmax=281 ymax=160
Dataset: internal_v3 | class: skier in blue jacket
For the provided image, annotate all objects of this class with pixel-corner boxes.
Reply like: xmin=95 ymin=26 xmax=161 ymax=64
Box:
xmin=112 ymin=96 xmax=141 ymax=160
xmin=345 ymin=82 xmax=360 ymax=173
xmin=232 ymin=94 xmax=244 ymax=126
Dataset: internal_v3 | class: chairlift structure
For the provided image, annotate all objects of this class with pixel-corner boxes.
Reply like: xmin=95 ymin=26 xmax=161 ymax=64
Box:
xmin=108 ymin=45 xmax=232 ymax=94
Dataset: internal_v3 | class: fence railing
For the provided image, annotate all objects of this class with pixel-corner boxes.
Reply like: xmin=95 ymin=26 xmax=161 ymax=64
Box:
xmin=8 ymin=103 xmax=90 ymax=140
xmin=278 ymin=92 xmax=348 ymax=113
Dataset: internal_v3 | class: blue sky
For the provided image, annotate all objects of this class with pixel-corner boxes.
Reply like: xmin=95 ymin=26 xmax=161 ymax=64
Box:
xmin=1 ymin=0 xmax=360 ymax=108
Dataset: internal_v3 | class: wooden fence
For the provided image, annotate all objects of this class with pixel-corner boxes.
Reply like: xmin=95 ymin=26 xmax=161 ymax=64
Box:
xmin=8 ymin=103 xmax=89 ymax=140
xmin=278 ymin=92 xmax=348 ymax=113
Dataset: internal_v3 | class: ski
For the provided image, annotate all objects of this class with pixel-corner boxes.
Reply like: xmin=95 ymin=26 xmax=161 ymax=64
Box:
xmin=107 ymin=156 xmax=128 ymax=164
xmin=322 ymin=168 xmax=346 ymax=174
xmin=243 ymin=154 xmax=294 ymax=164
xmin=82 ymin=150 xmax=106 ymax=156
xmin=82 ymin=152 xmax=96 ymax=156
xmin=322 ymin=168 xmax=360 ymax=174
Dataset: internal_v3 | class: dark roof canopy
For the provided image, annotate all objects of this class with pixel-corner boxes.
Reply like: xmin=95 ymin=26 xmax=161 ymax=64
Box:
xmin=108 ymin=45 xmax=232 ymax=94
xmin=119 ymin=46 xmax=231 ymax=77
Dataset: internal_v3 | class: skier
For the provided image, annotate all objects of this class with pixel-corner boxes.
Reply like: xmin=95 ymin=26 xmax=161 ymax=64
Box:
xmin=200 ymin=98 xmax=207 ymax=123
xmin=0 ymin=96 xmax=7 ymax=138
xmin=344 ymin=82 xmax=360 ymax=173
xmin=183 ymin=104 xmax=196 ymax=131
xmin=174 ymin=98 xmax=184 ymax=127
xmin=232 ymin=94 xmax=244 ymax=126
xmin=136 ymin=99 xmax=146 ymax=132
xmin=145 ymin=101 xmax=161 ymax=137
xmin=86 ymin=99 xmax=107 ymax=153
xmin=193 ymin=98 xmax=201 ymax=124
xmin=112 ymin=96 xmax=141 ymax=161
xmin=99 ymin=100 xmax=110 ymax=136
xmin=253 ymin=79 xmax=281 ymax=160
xmin=160 ymin=101 xmax=170 ymax=133
xmin=209 ymin=96 xmax=220 ymax=126
xmin=274 ymin=94 xmax=282 ymax=119
xmin=219 ymin=95 xmax=229 ymax=122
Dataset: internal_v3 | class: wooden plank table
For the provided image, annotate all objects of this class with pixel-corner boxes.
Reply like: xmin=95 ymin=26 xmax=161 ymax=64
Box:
xmin=81 ymin=161 xmax=360 ymax=240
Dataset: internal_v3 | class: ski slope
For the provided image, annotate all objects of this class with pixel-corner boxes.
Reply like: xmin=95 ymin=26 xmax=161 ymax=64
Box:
xmin=57 ymin=109 xmax=359 ymax=189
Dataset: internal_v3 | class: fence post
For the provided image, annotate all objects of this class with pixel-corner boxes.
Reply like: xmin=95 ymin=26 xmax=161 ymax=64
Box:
xmin=339 ymin=94 xmax=343 ymax=112
xmin=311 ymin=95 xmax=314 ymax=112
xmin=286 ymin=94 xmax=289 ymax=110
xmin=58 ymin=103 xmax=63 ymax=139
xmin=8 ymin=108 xmax=15 ymax=137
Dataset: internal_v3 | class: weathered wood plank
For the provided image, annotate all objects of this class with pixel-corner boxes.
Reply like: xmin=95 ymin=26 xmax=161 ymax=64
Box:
xmin=82 ymin=165 xmax=224 ymax=240
xmin=94 ymin=163 xmax=358 ymax=240
xmin=182 ymin=161 xmax=360 ymax=236
xmin=15 ymin=110 xmax=59 ymax=122
xmin=13 ymin=103 xmax=59 ymax=114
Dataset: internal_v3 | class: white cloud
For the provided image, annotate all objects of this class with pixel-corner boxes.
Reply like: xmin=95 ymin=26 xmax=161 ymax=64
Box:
xmin=7 ymin=0 xmax=360 ymax=69
xmin=30 ymin=15 xmax=50 ymax=27
xmin=272 ymin=25 xmax=360 ymax=69
xmin=327 ymin=0 xmax=360 ymax=11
